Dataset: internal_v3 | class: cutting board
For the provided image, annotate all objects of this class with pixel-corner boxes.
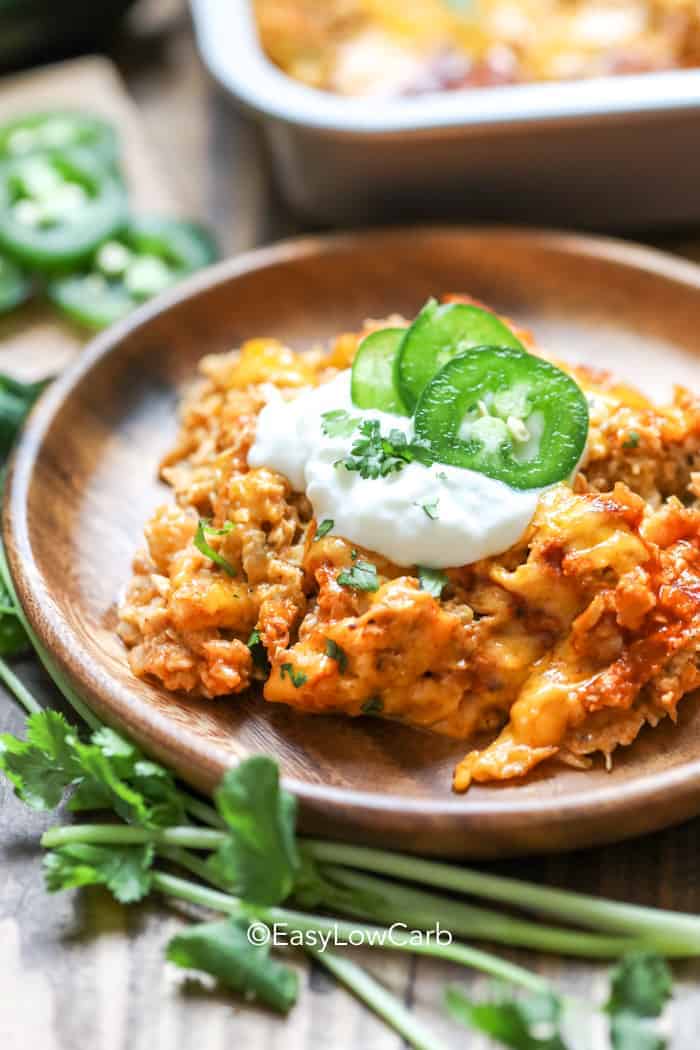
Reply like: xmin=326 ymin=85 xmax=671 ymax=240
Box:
xmin=0 ymin=55 xmax=181 ymax=382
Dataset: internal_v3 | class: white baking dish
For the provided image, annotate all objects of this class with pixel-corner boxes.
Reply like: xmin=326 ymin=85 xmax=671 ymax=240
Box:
xmin=191 ymin=0 xmax=700 ymax=229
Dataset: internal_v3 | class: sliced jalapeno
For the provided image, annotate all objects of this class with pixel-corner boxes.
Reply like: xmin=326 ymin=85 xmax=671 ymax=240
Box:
xmin=0 ymin=149 xmax=128 ymax=273
xmin=351 ymin=328 xmax=408 ymax=415
xmin=0 ymin=254 xmax=31 ymax=316
xmin=47 ymin=216 xmax=219 ymax=330
xmin=0 ymin=111 xmax=118 ymax=166
xmin=413 ymin=346 xmax=589 ymax=489
xmin=395 ymin=299 xmax=524 ymax=411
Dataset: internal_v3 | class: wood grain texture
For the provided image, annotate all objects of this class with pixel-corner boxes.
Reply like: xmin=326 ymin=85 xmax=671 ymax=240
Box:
xmin=2 ymin=7 xmax=700 ymax=1048
xmin=8 ymin=226 xmax=700 ymax=859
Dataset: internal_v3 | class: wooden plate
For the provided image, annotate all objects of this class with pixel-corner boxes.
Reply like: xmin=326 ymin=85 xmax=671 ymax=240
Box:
xmin=7 ymin=227 xmax=700 ymax=858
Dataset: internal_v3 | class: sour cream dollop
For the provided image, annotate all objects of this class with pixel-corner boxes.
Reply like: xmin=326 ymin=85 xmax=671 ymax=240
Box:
xmin=248 ymin=370 xmax=545 ymax=569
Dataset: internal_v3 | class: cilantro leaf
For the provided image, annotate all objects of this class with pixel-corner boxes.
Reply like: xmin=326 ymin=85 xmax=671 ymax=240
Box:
xmin=194 ymin=519 xmax=237 ymax=576
xmin=44 ymin=843 xmax=154 ymax=903
xmin=0 ymin=576 xmax=29 ymax=655
xmin=314 ymin=518 xmax=334 ymax=541
xmin=247 ymin=629 xmax=271 ymax=674
xmin=606 ymin=955 xmax=672 ymax=1050
xmin=324 ymin=637 xmax=348 ymax=673
xmin=361 ymin=696 xmax=383 ymax=716
xmin=280 ymin=663 xmax=307 ymax=688
xmin=321 ymin=409 xmax=360 ymax=438
xmin=609 ymin=1014 xmax=666 ymax=1050
xmin=337 ymin=559 xmax=379 ymax=592
xmin=420 ymin=499 xmax=440 ymax=520
xmin=446 ymin=986 xmax=567 ymax=1050
xmin=207 ymin=756 xmax=300 ymax=906
xmin=606 ymin=954 xmax=673 ymax=1019
xmin=418 ymin=566 xmax=448 ymax=598
xmin=68 ymin=728 xmax=185 ymax=827
xmin=0 ymin=710 xmax=81 ymax=809
xmin=166 ymin=917 xmax=298 ymax=1013
xmin=0 ymin=374 xmax=51 ymax=460
xmin=335 ymin=420 xmax=429 ymax=480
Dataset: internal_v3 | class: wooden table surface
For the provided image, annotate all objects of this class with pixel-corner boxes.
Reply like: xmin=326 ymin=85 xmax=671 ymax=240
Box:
xmin=2 ymin=4 xmax=700 ymax=1048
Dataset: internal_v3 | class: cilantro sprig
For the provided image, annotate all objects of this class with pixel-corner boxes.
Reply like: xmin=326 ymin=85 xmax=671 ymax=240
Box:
xmin=335 ymin=420 xmax=432 ymax=480
xmin=194 ymin=518 xmax=237 ymax=576
xmin=338 ymin=558 xmax=379 ymax=592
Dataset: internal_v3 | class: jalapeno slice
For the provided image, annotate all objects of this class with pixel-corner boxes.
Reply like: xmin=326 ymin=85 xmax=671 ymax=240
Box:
xmin=0 ymin=254 xmax=31 ymax=316
xmin=351 ymin=328 xmax=409 ymax=415
xmin=0 ymin=149 xmax=128 ymax=272
xmin=0 ymin=112 xmax=118 ymax=166
xmin=47 ymin=216 xmax=219 ymax=330
xmin=395 ymin=299 xmax=525 ymax=411
xmin=413 ymin=346 xmax=589 ymax=489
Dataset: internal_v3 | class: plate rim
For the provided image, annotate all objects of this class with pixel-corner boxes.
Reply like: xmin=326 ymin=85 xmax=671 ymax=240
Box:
xmin=7 ymin=224 xmax=700 ymax=841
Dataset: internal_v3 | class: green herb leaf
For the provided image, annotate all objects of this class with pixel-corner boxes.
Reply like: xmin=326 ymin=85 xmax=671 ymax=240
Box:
xmin=446 ymin=986 xmax=567 ymax=1049
xmin=0 ymin=575 xmax=29 ymax=655
xmin=609 ymin=1014 xmax=666 ymax=1050
xmin=280 ymin=663 xmax=307 ymax=688
xmin=420 ymin=499 xmax=440 ymax=520
xmin=44 ymin=843 xmax=154 ymax=903
xmin=623 ymin=431 xmax=640 ymax=449
xmin=324 ymin=637 xmax=348 ymax=673
xmin=314 ymin=518 xmax=334 ymax=541
xmin=606 ymin=954 xmax=673 ymax=1019
xmin=166 ymin=917 xmax=298 ymax=1013
xmin=0 ymin=710 xmax=81 ymax=809
xmin=0 ymin=712 xmax=185 ymax=825
xmin=68 ymin=728 xmax=185 ymax=827
xmin=194 ymin=519 xmax=237 ymax=576
xmin=207 ymin=756 xmax=300 ymax=906
xmin=337 ymin=559 xmax=379 ymax=592
xmin=247 ymin=629 xmax=271 ymax=673
xmin=418 ymin=566 xmax=448 ymax=598
xmin=335 ymin=420 xmax=431 ymax=480
xmin=0 ymin=373 xmax=51 ymax=460
xmin=361 ymin=696 xmax=383 ymax=716
xmin=321 ymin=409 xmax=360 ymax=438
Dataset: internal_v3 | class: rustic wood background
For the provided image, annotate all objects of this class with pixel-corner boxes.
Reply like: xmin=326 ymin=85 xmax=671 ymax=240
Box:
xmin=1 ymin=2 xmax=700 ymax=1047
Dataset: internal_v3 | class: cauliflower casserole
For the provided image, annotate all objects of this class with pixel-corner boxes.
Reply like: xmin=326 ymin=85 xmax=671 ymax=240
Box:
xmin=118 ymin=298 xmax=700 ymax=792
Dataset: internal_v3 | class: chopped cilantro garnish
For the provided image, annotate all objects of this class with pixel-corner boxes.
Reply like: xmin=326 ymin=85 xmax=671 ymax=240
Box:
xmin=420 ymin=498 xmax=440 ymax=520
xmin=361 ymin=696 xmax=383 ymax=715
xmin=623 ymin=431 xmax=640 ymax=449
xmin=335 ymin=419 xmax=432 ymax=480
xmin=314 ymin=518 xmax=334 ymax=541
xmin=247 ymin=629 xmax=270 ymax=673
xmin=418 ymin=566 xmax=448 ymax=598
xmin=324 ymin=638 xmax=348 ymax=673
xmin=280 ymin=663 xmax=307 ymax=688
xmin=321 ymin=409 xmax=359 ymax=438
xmin=194 ymin=519 xmax=237 ymax=577
xmin=337 ymin=559 xmax=379 ymax=592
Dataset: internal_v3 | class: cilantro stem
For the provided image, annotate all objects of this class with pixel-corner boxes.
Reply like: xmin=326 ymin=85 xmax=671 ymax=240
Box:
xmin=308 ymin=947 xmax=450 ymax=1050
xmin=0 ymin=543 xmax=101 ymax=730
xmin=319 ymin=864 xmax=641 ymax=959
xmin=301 ymin=840 xmax=700 ymax=956
xmin=149 ymin=871 xmax=548 ymax=993
xmin=41 ymin=824 xmax=225 ymax=850
xmin=43 ymin=823 xmax=700 ymax=958
xmin=0 ymin=654 xmax=42 ymax=715
xmin=158 ymin=847 xmax=448 ymax=1049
